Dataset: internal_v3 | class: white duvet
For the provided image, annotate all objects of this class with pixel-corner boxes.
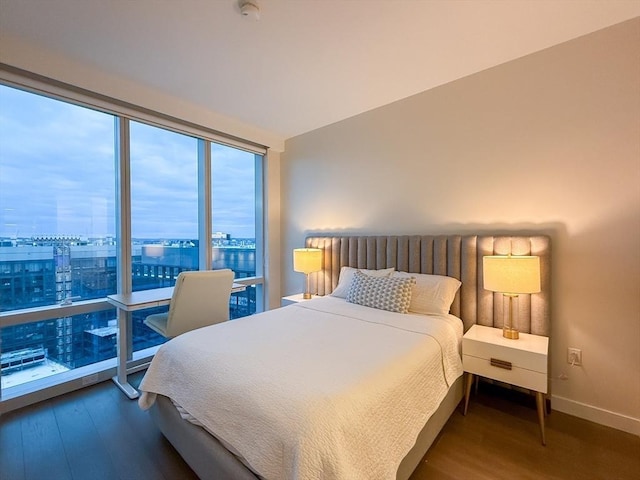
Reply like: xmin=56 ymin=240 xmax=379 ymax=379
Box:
xmin=138 ymin=296 xmax=463 ymax=480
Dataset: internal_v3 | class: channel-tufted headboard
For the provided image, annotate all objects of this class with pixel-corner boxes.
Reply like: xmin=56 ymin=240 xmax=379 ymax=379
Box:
xmin=304 ymin=235 xmax=551 ymax=336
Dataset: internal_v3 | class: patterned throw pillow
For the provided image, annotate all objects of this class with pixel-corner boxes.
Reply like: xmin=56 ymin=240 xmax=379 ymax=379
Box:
xmin=346 ymin=270 xmax=415 ymax=314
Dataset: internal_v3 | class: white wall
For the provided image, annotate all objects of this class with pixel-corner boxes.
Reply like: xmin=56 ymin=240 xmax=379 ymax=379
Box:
xmin=281 ymin=19 xmax=640 ymax=434
xmin=263 ymin=149 xmax=283 ymax=310
xmin=0 ymin=34 xmax=285 ymax=152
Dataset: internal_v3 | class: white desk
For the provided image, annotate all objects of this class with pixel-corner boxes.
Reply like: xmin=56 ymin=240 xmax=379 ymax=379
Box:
xmin=107 ymin=283 xmax=246 ymax=399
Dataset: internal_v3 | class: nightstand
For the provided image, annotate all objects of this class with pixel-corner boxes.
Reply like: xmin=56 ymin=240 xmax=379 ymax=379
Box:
xmin=281 ymin=293 xmax=316 ymax=307
xmin=462 ymin=324 xmax=549 ymax=445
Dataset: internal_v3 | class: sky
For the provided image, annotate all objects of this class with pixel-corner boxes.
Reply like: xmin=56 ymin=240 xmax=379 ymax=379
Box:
xmin=0 ymin=84 xmax=257 ymax=240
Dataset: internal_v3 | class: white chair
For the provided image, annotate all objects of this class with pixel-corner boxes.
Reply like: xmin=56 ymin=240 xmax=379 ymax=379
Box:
xmin=144 ymin=269 xmax=234 ymax=338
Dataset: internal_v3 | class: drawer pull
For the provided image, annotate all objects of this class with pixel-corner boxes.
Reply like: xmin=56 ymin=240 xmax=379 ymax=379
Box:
xmin=490 ymin=358 xmax=512 ymax=370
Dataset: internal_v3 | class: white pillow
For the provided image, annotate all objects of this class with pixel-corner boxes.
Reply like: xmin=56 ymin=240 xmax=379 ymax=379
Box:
xmin=331 ymin=266 xmax=395 ymax=298
xmin=392 ymin=271 xmax=461 ymax=315
xmin=346 ymin=270 xmax=415 ymax=314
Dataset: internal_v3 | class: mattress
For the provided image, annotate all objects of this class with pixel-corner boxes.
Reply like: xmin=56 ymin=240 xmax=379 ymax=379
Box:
xmin=139 ymin=296 xmax=463 ymax=480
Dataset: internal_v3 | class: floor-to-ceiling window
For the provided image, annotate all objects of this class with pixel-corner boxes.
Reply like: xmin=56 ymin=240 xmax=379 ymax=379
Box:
xmin=0 ymin=86 xmax=118 ymax=391
xmin=0 ymin=80 xmax=266 ymax=406
xmin=0 ymin=85 xmax=117 ymax=307
xmin=130 ymin=120 xmax=199 ymax=291
xmin=129 ymin=121 xmax=200 ymax=353
xmin=212 ymin=142 xmax=261 ymax=317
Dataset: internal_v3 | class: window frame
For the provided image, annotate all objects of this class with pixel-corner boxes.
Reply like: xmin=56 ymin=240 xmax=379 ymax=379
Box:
xmin=0 ymin=69 xmax=267 ymax=411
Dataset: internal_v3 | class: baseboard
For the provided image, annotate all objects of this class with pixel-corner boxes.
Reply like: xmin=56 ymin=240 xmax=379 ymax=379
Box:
xmin=551 ymin=394 xmax=640 ymax=437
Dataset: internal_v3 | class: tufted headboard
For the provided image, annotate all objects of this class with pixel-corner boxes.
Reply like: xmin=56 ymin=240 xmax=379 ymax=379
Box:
xmin=304 ymin=235 xmax=551 ymax=336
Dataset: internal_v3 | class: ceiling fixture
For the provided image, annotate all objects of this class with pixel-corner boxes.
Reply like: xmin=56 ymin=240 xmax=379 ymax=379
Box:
xmin=239 ymin=0 xmax=260 ymax=21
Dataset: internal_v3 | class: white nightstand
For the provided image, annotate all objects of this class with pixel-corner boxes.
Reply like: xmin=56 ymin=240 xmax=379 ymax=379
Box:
xmin=281 ymin=293 xmax=316 ymax=307
xmin=462 ymin=324 xmax=549 ymax=445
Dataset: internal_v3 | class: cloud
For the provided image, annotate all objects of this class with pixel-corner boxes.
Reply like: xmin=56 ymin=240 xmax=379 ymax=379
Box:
xmin=0 ymin=85 xmax=257 ymax=239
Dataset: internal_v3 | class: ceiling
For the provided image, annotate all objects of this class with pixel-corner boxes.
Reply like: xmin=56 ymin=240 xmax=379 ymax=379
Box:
xmin=1 ymin=0 xmax=639 ymax=143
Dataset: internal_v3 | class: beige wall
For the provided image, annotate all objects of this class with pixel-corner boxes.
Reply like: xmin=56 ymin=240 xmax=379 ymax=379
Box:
xmin=281 ymin=18 xmax=640 ymax=434
xmin=264 ymin=149 xmax=283 ymax=311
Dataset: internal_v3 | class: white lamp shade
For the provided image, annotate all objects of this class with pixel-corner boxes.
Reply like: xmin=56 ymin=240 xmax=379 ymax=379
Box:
xmin=293 ymin=248 xmax=323 ymax=274
xmin=483 ymin=256 xmax=541 ymax=294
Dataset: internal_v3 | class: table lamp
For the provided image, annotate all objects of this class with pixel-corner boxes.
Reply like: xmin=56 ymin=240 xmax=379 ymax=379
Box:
xmin=293 ymin=248 xmax=323 ymax=299
xmin=483 ymin=255 xmax=541 ymax=339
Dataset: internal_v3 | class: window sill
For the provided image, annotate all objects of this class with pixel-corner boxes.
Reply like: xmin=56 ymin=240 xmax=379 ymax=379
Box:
xmin=1 ymin=345 xmax=159 ymax=414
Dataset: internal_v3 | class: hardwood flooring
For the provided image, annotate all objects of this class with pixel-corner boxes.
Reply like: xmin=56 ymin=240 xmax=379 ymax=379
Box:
xmin=412 ymin=383 xmax=640 ymax=480
xmin=1 ymin=373 xmax=638 ymax=480
xmin=1 ymin=372 xmax=197 ymax=480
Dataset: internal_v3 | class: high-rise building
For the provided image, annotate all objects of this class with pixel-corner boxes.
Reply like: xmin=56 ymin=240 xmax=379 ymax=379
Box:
xmin=0 ymin=237 xmax=256 ymax=384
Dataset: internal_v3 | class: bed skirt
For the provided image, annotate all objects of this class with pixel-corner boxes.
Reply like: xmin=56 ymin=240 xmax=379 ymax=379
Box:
xmin=150 ymin=375 xmax=465 ymax=480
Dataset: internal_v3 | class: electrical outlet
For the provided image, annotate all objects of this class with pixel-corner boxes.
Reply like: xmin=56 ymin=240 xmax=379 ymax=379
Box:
xmin=567 ymin=347 xmax=582 ymax=366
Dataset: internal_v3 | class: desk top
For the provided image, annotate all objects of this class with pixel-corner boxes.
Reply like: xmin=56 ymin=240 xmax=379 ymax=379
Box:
xmin=107 ymin=283 xmax=246 ymax=311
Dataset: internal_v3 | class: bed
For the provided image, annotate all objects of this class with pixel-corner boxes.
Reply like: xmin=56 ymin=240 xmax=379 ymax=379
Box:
xmin=138 ymin=234 xmax=551 ymax=480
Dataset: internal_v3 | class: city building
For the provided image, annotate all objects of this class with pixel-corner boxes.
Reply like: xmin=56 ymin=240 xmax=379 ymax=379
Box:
xmin=1 ymin=236 xmax=256 ymax=385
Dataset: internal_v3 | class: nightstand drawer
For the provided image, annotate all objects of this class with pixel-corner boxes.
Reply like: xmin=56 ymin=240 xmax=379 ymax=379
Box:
xmin=463 ymin=354 xmax=548 ymax=392
xmin=463 ymin=338 xmax=547 ymax=373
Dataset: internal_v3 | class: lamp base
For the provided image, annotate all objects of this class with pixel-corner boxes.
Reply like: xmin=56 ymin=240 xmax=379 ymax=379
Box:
xmin=503 ymin=327 xmax=519 ymax=340
xmin=303 ymin=292 xmax=312 ymax=300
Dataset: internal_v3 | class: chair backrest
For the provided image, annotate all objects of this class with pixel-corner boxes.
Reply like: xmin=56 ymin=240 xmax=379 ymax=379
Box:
xmin=165 ymin=269 xmax=234 ymax=338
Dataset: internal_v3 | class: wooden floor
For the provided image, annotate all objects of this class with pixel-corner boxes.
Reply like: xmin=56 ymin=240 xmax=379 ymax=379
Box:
xmin=1 ymin=373 xmax=638 ymax=480
xmin=413 ymin=384 xmax=640 ymax=480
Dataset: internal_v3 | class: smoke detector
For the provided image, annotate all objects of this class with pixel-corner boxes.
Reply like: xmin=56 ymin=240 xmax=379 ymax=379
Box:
xmin=239 ymin=0 xmax=260 ymax=21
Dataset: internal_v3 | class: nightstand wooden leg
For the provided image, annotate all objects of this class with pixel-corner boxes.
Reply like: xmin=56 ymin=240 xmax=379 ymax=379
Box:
xmin=463 ymin=373 xmax=474 ymax=416
xmin=535 ymin=391 xmax=546 ymax=446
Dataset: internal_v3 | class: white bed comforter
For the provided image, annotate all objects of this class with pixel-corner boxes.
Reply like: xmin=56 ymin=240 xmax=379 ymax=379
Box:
xmin=138 ymin=296 xmax=463 ymax=480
